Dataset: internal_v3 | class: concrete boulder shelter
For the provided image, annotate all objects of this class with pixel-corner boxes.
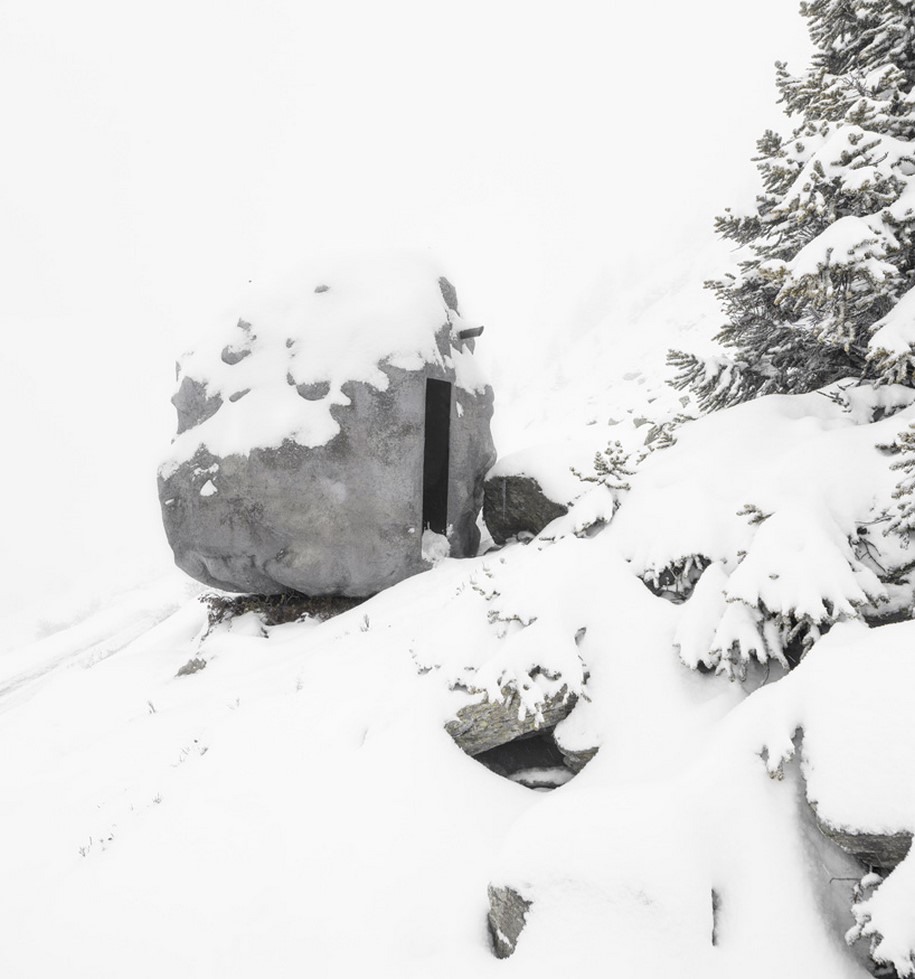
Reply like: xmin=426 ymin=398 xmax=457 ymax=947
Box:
xmin=158 ymin=258 xmax=496 ymax=597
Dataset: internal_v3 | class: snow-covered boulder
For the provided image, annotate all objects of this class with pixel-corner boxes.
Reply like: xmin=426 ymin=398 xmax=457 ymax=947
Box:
xmin=158 ymin=258 xmax=496 ymax=596
xmin=482 ymin=443 xmax=594 ymax=544
xmin=815 ymin=818 xmax=912 ymax=873
xmin=756 ymin=619 xmax=915 ymax=874
xmin=483 ymin=476 xmax=567 ymax=545
xmin=746 ymin=619 xmax=915 ymax=975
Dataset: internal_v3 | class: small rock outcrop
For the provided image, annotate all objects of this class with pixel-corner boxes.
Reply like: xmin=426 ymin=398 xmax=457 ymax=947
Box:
xmin=158 ymin=261 xmax=495 ymax=597
xmin=445 ymin=684 xmax=577 ymax=757
xmin=446 ymin=683 xmax=598 ymax=789
xmin=815 ymin=816 xmax=913 ymax=872
xmin=483 ymin=475 xmax=568 ymax=545
xmin=487 ymin=884 xmax=531 ymax=958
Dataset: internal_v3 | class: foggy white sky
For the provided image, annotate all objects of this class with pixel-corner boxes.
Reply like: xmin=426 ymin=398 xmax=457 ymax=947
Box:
xmin=0 ymin=0 xmax=810 ymax=624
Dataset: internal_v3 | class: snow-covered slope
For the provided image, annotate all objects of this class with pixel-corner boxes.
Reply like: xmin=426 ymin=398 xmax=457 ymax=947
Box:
xmin=6 ymin=244 xmax=915 ymax=975
xmin=18 ymin=0 xmax=909 ymax=973
xmin=1 ymin=490 xmax=908 ymax=978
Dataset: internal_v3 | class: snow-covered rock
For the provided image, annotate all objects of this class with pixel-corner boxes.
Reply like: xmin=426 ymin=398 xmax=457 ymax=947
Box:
xmin=158 ymin=258 xmax=496 ymax=596
xmin=483 ymin=474 xmax=568 ymax=545
xmin=446 ymin=683 xmax=580 ymax=758
xmin=482 ymin=441 xmax=607 ymax=544
xmin=815 ymin=819 xmax=912 ymax=873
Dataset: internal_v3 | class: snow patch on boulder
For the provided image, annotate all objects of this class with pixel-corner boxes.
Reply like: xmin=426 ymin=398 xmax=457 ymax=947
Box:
xmin=160 ymin=254 xmax=488 ymax=477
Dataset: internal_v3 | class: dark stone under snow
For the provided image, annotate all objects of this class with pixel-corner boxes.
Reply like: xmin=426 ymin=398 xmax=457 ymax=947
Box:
xmin=446 ymin=683 xmax=598 ymax=785
xmin=815 ymin=816 xmax=913 ymax=872
xmin=483 ymin=474 xmax=568 ymax=545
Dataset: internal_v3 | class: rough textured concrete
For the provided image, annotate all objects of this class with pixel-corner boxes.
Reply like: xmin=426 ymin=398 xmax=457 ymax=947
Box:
xmin=483 ymin=474 xmax=568 ymax=545
xmin=159 ymin=322 xmax=495 ymax=597
xmin=445 ymin=685 xmax=578 ymax=757
xmin=487 ymin=884 xmax=531 ymax=958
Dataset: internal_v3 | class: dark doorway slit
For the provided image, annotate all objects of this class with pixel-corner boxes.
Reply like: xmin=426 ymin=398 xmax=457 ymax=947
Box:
xmin=422 ymin=378 xmax=452 ymax=534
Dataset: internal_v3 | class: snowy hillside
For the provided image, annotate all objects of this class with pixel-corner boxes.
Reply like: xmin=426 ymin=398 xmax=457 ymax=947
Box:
xmin=12 ymin=0 xmax=915 ymax=976
xmin=6 ymin=250 xmax=915 ymax=975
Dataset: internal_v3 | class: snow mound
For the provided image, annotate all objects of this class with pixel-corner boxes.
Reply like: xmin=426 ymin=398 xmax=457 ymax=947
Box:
xmin=611 ymin=382 xmax=915 ymax=672
xmin=486 ymin=440 xmax=603 ymax=510
xmin=739 ymin=620 xmax=915 ymax=977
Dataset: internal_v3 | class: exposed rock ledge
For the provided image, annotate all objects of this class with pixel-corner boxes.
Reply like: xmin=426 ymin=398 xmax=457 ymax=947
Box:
xmin=445 ymin=683 xmax=578 ymax=757
xmin=814 ymin=813 xmax=912 ymax=872
xmin=446 ymin=681 xmax=599 ymax=787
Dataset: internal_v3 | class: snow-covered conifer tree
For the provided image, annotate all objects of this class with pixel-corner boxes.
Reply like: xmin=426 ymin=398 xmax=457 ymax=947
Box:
xmin=671 ymin=0 xmax=915 ymax=410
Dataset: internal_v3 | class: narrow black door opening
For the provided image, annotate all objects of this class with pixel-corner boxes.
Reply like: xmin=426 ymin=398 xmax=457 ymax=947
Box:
xmin=422 ymin=378 xmax=452 ymax=534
